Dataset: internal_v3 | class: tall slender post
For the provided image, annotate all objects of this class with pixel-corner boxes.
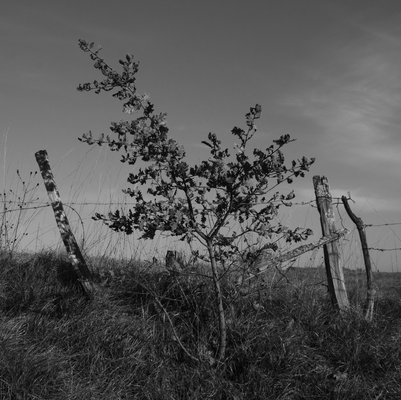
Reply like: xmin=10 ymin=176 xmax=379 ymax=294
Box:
xmin=342 ymin=196 xmax=374 ymax=321
xmin=313 ymin=176 xmax=349 ymax=311
xmin=35 ymin=150 xmax=94 ymax=295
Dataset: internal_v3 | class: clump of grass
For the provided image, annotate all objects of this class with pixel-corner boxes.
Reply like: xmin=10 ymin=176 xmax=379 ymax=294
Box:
xmin=1 ymin=250 xmax=401 ymax=399
xmin=0 ymin=168 xmax=43 ymax=253
xmin=0 ymin=250 xmax=83 ymax=317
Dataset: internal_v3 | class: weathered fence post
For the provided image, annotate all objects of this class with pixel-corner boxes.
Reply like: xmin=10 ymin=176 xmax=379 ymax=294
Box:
xmin=341 ymin=196 xmax=375 ymax=321
xmin=313 ymin=176 xmax=349 ymax=311
xmin=254 ymin=228 xmax=349 ymax=274
xmin=35 ymin=150 xmax=94 ymax=295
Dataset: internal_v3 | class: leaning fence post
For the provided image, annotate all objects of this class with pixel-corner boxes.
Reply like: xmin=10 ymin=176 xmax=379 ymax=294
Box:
xmin=35 ymin=150 xmax=94 ymax=295
xmin=341 ymin=196 xmax=375 ymax=321
xmin=313 ymin=176 xmax=349 ymax=311
xmin=254 ymin=228 xmax=349 ymax=275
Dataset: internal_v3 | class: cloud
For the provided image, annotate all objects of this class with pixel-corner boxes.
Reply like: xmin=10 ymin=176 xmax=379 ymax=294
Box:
xmin=285 ymin=25 xmax=401 ymax=174
xmin=296 ymin=185 xmax=400 ymax=214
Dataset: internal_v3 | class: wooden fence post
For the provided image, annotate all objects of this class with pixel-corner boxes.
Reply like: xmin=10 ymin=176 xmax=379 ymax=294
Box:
xmin=35 ymin=150 xmax=94 ymax=295
xmin=313 ymin=176 xmax=349 ymax=311
xmin=341 ymin=196 xmax=375 ymax=321
xmin=254 ymin=228 xmax=349 ymax=274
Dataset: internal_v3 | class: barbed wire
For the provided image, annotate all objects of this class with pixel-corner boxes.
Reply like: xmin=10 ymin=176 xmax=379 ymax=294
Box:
xmin=2 ymin=200 xmax=401 ymax=225
xmin=365 ymin=222 xmax=401 ymax=227
xmin=369 ymin=247 xmax=401 ymax=252
xmin=0 ymin=200 xmax=135 ymax=206
xmin=0 ymin=204 xmax=50 ymax=214
xmin=0 ymin=199 xmax=318 ymax=211
xmin=0 ymin=200 xmax=140 ymax=215
xmin=2 ymin=197 xmax=401 ymax=253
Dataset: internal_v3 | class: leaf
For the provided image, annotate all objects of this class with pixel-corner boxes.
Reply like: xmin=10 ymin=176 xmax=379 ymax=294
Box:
xmin=77 ymin=40 xmax=315 ymax=285
xmin=201 ymin=141 xmax=213 ymax=148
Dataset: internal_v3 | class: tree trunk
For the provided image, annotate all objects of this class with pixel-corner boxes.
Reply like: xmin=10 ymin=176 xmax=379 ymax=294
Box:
xmin=207 ymin=241 xmax=227 ymax=361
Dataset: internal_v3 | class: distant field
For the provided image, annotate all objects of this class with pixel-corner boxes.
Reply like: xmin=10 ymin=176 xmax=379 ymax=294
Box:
xmin=285 ymin=266 xmax=401 ymax=299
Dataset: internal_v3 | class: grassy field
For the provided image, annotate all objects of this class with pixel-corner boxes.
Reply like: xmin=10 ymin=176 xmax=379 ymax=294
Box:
xmin=1 ymin=250 xmax=401 ymax=400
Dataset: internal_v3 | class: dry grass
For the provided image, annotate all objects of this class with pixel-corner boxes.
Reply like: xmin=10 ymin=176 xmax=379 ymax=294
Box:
xmin=1 ymin=250 xmax=401 ymax=399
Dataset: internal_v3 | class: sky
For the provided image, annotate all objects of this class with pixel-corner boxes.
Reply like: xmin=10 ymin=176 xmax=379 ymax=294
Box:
xmin=1 ymin=0 xmax=401 ymax=271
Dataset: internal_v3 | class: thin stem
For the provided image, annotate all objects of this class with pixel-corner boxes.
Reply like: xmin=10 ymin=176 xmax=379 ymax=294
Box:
xmin=207 ymin=240 xmax=227 ymax=360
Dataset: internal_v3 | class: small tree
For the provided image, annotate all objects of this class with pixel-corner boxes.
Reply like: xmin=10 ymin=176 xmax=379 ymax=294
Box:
xmin=77 ymin=39 xmax=315 ymax=360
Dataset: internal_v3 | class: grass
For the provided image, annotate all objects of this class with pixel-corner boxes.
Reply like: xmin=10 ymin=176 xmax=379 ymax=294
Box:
xmin=1 ymin=250 xmax=401 ymax=399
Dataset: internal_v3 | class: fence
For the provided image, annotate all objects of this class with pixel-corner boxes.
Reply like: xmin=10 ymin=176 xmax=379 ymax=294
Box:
xmin=1 ymin=152 xmax=401 ymax=276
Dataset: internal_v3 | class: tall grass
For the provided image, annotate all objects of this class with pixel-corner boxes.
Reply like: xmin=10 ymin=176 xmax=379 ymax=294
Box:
xmin=1 ymin=147 xmax=401 ymax=398
xmin=1 ymin=250 xmax=400 ymax=399
xmin=0 ymin=169 xmax=44 ymax=253
xmin=0 ymin=144 xmax=165 ymax=262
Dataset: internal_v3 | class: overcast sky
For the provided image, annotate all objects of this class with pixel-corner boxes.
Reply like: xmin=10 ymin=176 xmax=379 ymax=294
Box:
xmin=1 ymin=1 xmax=401 ymax=271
